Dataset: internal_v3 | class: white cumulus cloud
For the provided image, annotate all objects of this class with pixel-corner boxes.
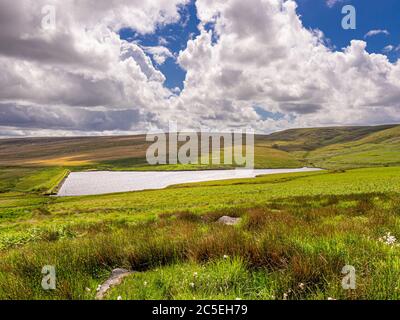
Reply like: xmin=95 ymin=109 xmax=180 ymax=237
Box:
xmin=0 ymin=0 xmax=399 ymax=136
xmin=175 ymin=0 xmax=400 ymax=132
xmin=364 ymin=29 xmax=390 ymax=38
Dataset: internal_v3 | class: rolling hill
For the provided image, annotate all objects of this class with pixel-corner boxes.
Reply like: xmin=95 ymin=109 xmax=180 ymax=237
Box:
xmin=259 ymin=124 xmax=397 ymax=152
xmin=304 ymin=125 xmax=400 ymax=168
xmin=0 ymin=124 xmax=398 ymax=170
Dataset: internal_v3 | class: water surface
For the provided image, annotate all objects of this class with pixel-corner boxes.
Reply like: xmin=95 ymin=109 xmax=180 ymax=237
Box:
xmin=57 ymin=168 xmax=322 ymax=197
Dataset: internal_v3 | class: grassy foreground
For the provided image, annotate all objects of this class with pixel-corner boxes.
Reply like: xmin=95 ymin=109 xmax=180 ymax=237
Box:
xmin=0 ymin=166 xmax=400 ymax=299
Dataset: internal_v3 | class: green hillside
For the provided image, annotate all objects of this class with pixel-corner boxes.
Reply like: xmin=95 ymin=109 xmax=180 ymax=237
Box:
xmin=0 ymin=124 xmax=398 ymax=172
xmin=304 ymin=126 xmax=400 ymax=169
xmin=260 ymin=125 xmax=397 ymax=152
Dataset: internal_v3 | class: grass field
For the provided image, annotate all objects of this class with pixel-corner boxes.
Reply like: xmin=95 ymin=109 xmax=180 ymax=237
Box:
xmin=0 ymin=125 xmax=400 ymax=300
xmin=0 ymin=165 xmax=399 ymax=299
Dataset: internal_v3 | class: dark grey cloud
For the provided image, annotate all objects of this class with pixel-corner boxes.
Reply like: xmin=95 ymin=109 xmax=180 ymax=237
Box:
xmin=0 ymin=34 xmax=98 ymax=67
xmin=217 ymin=68 xmax=243 ymax=88
xmin=0 ymin=103 xmax=141 ymax=131
xmin=0 ymin=1 xmax=94 ymax=67
xmin=280 ymin=103 xmax=322 ymax=115
xmin=51 ymin=74 xmax=127 ymax=108
xmin=0 ymin=69 xmax=127 ymax=108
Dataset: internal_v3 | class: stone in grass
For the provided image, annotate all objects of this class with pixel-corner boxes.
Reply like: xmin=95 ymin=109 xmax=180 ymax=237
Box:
xmin=96 ymin=268 xmax=133 ymax=300
xmin=217 ymin=216 xmax=241 ymax=226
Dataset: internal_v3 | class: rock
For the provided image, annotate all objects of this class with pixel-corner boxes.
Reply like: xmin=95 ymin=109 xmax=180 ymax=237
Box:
xmin=217 ymin=216 xmax=241 ymax=225
xmin=95 ymin=268 xmax=133 ymax=300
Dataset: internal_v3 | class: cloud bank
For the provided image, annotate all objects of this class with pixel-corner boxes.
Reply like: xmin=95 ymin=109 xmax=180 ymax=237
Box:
xmin=0 ymin=0 xmax=399 ymax=136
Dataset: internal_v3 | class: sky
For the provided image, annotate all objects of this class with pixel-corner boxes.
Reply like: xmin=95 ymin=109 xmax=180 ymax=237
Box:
xmin=0 ymin=0 xmax=400 ymax=137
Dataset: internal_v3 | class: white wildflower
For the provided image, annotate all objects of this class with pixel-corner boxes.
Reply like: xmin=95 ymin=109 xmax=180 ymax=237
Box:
xmin=193 ymin=272 xmax=198 ymax=277
xmin=144 ymin=281 xmax=148 ymax=286
xmin=96 ymin=285 xmax=101 ymax=292
xmin=117 ymin=296 xmax=122 ymax=300
xmin=283 ymin=293 xmax=288 ymax=300
xmin=298 ymin=283 xmax=305 ymax=290
xmin=189 ymin=282 xmax=195 ymax=288
xmin=379 ymin=232 xmax=398 ymax=246
xmin=223 ymin=255 xmax=229 ymax=259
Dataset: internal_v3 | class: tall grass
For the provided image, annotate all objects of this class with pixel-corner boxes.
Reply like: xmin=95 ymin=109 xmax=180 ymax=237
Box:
xmin=1 ymin=193 xmax=400 ymax=300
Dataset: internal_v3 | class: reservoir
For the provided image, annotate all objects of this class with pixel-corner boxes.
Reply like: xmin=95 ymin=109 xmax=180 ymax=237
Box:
xmin=57 ymin=167 xmax=322 ymax=197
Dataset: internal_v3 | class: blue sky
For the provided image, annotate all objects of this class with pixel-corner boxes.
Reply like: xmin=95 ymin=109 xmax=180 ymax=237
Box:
xmin=297 ymin=0 xmax=400 ymax=61
xmin=121 ymin=0 xmax=400 ymax=91
xmin=119 ymin=0 xmax=200 ymax=90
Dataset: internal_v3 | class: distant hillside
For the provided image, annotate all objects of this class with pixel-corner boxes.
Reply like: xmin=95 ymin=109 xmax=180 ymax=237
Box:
xmin=0 ymin=135 xmax=149 ymax=167
xmin=0 ymin=124 xmax=398 ymax=170
xmin=258 ymin=125 xmax=398 ymax=152
xmin=304 ymin=125 xmax=400 ymax=169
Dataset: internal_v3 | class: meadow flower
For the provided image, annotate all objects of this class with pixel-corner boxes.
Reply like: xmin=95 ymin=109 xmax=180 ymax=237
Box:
xmin=379 ymin=232 xmax=398 ymax=246
xmin=193 ymin=272 xmax=198 ymax=277
xmin=223 ymin=255 xmax=229 ymax=259
xmin=298 ymin=283 xmax=305 ymax=290
xmin=96 ymin=285 xmax=101 ymax=292
xmin=144 ymin=281 xmax=148 ymax=286
xmin=283 ymin=293 xmax=288 ymax=300
xmin=189 ymin=282 xmax=195 ymax=288
xmin=117 ymin=296 xmax=122 ymax=300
